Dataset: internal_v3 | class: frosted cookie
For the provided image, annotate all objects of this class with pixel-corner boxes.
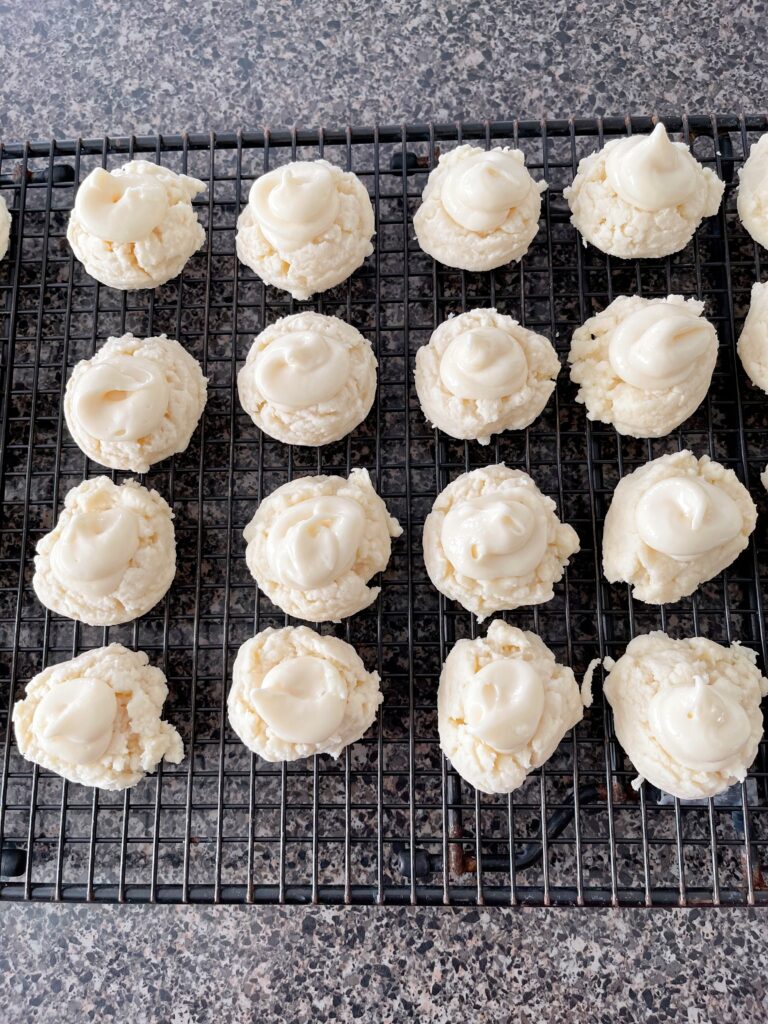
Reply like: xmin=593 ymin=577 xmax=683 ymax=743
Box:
xmin=64 ymin=333 xmax=207 ymax=473
xmin=413 ymin=145 xmax=546 ymax=271
xmin=414 ymin=308 xmax=559 ymax=444
xmin=0 ymin=194 xmax=10 ymax=260
xmin=33 ymin=477 xmax=175 ymax=626
xmin=244 ymin=468 xmax=402 ymax=622
xmin=67 ymin=160 xmax=206 ymax=289
xmin=603 ymin=452 xmax=756 ymax=604
xmin=568 ymin=294 xmax=718 ymax=437
xmin=564 ymin=123 xmax=724 ymax=259
xmin=737 ymin=281 xmax=768 ymax=393
xmin=438 ymin=620 xmax=585 ymax=794
xmin=737 ymin=134 xmax=768 ymax=248
xmin=12 ymin=644 xmax=183 ymax=790
xmin=228 ymin=626 xmax=382 ymax=762
xmin=236 ymin=159 xmax=374 ymax=300
xmin=237 ymin=312 xmax=376 ymax=446
xmin=603 ymin=632 xmax=768 ymax=800
xmin=422 ymin=465 xmax=579 ymax=621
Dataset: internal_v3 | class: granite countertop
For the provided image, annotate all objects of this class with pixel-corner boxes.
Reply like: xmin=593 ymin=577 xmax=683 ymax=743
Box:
xmin=3 ymin=1 xmax=768 ymax=1021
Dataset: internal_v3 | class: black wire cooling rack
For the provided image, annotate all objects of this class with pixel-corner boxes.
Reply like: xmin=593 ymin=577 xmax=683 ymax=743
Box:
xmin=0 ymin=115 xmax=767 ymax=907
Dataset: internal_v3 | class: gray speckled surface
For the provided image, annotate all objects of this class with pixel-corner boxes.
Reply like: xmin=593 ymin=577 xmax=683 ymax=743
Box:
xmin=1 ymin=904 xmax=767 ymax=1022
xmin=3 ymin=0 xmax=768 ymax=1020
xmin=3 ymin=0 xmax=768 ymax=140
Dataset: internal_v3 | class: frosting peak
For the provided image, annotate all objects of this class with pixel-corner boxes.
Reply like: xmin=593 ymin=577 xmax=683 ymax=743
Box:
xmin=441 ymin=493 xmax=548 ymax=580
xmin=649 ymin=673 xmax=751 ymax=771
xmin=268 ymin=495 xmax=365 ymax=589
xmin=251 ymin=655 xmax=347 ymax=745
xmin=439 ymin=327 xmax=528 ymax=400
xmin=71 ymin=354 xmax=170 ymax=442
xmin=464 ymin=658 xmax=545 ymax=753
xmin=442 ymin=150 xmax=532 ymax=232
xmin=608 ymin=303 xmax=712 ymax=391
xmin=75 ymin=167 xmax=169 ymax=244
xmin=32 ymin=676 xmax=118 ymax=765
xmin=253 ymin=330 xmax=349 ymax=408
xmin=605 ymin=123 xmax=699 ymax=212
xmin=635 ymin=476 xmax=742 ymax=561
xmin=249 ymin=162 xmax=340 ymax=250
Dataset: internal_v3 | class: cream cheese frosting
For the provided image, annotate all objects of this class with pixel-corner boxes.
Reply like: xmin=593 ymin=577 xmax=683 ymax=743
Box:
xmin=603 ymin=632 xmax=768 ymax=800
xmin=33 ymin=476 xmax=176 ymax=626
xmin=235 ymin=159 xmax=375 ymax=300
xmin=228 ymin=626 xmax=383 ymax=761
xmin=437 ymin=620 xmax=585 ymax=794
xmin=0 ymin=194 xmax=11 ymax=261
xmin=422 ymin=464 xmax=579 ymax=621
xmin=737 ymin=280 xmax=768 ymax=393
xmin=568 ymin=294 xmax=718 ymax=437
xmin=737 ymin=133 xmax=768 ymax=249
xmin=12 ymin=644 xmax=183 ymax=790
xmin=564 ymin=123 xmax=724 ymax=259
xmin=602 ymin=451 xmax=756 ymax=605
xmin=237 ymin=312 xmax=377 ymax=446
xmin=67 ymin=160 xmax=206 ymax=290
xmin=414 ymin=308 xmax=559 ymax=443
xmin=413 ymin=145 xmax=546 ymax=271
xmin=64 ymin=333 xmax=207 ymax=473
xmin=244 ymin=468 xmax=402 ymax=622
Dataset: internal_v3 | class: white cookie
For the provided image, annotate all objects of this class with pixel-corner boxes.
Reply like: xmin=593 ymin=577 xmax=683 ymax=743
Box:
xmin=422 ymin=464 xmax=579 ymax=621
xmin=237 ymin=312 xmax=376 ymax=446
xmin=64 ymin=333 xmax=207 ymax=473
xmin=414 ymin=308 xmax=559 ymax=444
xmin=603 ymin=451 xmax=756 ymax=604
xmin=33 ymin=476 xmax=176 ymax=626
xmin=737 ymin=281 xmax=768 ymax=393
xmin=603 ymin=632 xmax=768 ymax=800
xmin=236 ymin=159 xmax=374 ymax=300
xmin=13 ymin=644 xmax=183 ymax=790
xmin=737 ymin=134 xmax=768 ymax=248
xmin=228 ymin=626 xmax=382 ymax=762
xmin=244 ymin=468 xmax=402 ymax=622
xmin=568 ymin=294 xmax=718 ymax=437
xmin=0 ymin=194 xmax=10 ymax=260
xmin=564 ymin=123 xmax=723 ymax=259
xmin=67 ymin=160 xmax=206 ymax=290
xmin=438 ymin=620 xmax=585 ymax=795
xmin=413 ymin=145 xmax=546 ymax=271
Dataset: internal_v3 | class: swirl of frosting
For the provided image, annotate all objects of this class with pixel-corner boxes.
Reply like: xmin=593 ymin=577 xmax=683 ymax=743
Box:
xmin=32 ymin=676 xmax=118 ymax=764
xmin=51 ymin=507 xmax=140 ymax=598
xmin=441 ymin=494 xmax=548 ymax=580
xmin=636 ymin=477 xmax=742 ymax=561
xmin=253 ymin=331 xmax=350 ymax=408
xmin=605 ymin=123 xmax=699 ymax=211
xmin=649 ymin=674 xmax=751 ymax=771
xmin=251 ymin=655 xmax=347 ymax=744
xmin=608 ymin=303 xmax=712 ymax=391
xmin=75 ymin=167 xmax=169 ymax=244
xmin=71 ymin=355 xmax=170 ymax=442
xmin=464 ymin=658 xmax=545 ymax=753
xmin=248 ymin=163 xmax=340 ymax=251
xmin=442 ymin=150 xmax=532 ymax=232
xmin=268 ymin=495 xmax=365 ymax=589
xmin=439 ymin=327 xmax=528 ymax=400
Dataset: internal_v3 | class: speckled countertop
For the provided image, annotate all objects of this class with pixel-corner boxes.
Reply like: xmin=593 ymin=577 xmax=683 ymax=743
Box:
xmin=3 ymin=1 xmax=768 ymax=1021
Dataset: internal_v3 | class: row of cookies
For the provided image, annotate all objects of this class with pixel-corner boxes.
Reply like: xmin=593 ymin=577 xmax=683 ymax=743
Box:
xmin=13 ymin=620 xmax=768 ymax=807
xmin=2 ymin=125 xmax=767 ymax=301
xmin=63 ymin=285 xmax=768 ymax=478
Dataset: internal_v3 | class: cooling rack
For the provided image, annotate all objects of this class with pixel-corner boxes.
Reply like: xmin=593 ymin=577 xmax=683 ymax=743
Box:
xmin=0 ymin=116 xmax=767 ymax=907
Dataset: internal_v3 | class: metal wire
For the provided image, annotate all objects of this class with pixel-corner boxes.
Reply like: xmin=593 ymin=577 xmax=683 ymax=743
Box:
xmin=0 ymin=116 xmax=766 ymax=906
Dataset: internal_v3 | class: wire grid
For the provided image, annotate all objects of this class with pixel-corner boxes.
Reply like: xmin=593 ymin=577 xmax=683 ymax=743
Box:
xmin=0 ymin=116 xmax=766 ymax=907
